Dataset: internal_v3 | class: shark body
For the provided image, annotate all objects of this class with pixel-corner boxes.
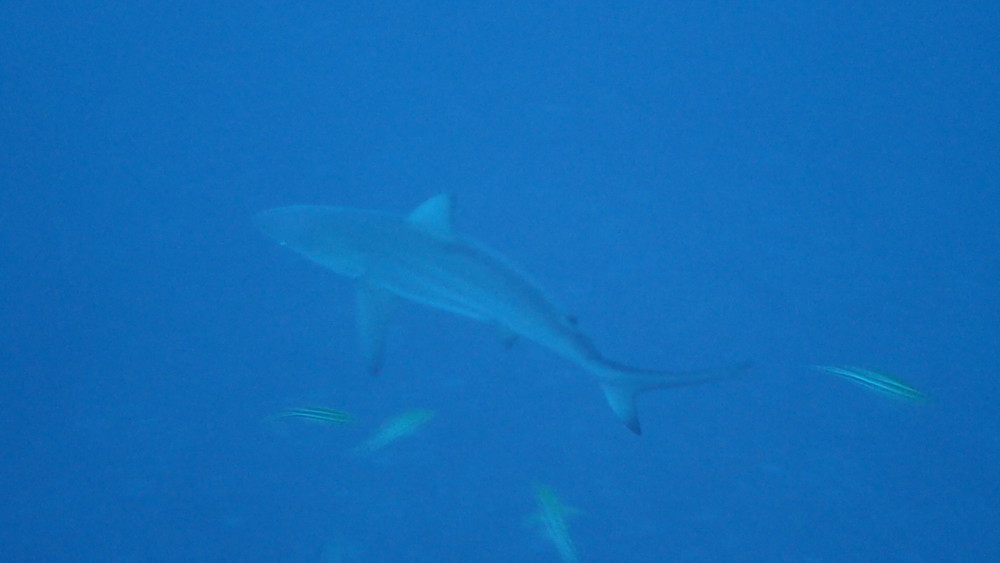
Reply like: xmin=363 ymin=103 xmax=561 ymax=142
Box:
xmin=256 ymin=194 xmax=746 ymax=434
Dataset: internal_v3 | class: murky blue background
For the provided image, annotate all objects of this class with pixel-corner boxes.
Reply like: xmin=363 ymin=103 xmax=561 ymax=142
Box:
xmin=3 ymin=3 xmax=998 ymax=561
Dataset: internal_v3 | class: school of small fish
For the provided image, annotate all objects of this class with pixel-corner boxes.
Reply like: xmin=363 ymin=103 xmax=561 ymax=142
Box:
xmin=270 ymin=362 xmax=927 ymax=561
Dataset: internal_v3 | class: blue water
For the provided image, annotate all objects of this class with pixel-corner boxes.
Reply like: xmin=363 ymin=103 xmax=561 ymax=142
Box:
xmin=3 ymin=4 xmax=998 ymax=561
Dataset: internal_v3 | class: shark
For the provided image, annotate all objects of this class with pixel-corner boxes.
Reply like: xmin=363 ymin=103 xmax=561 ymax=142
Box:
xmin=255 ymin=194 xmax=748 ymax=435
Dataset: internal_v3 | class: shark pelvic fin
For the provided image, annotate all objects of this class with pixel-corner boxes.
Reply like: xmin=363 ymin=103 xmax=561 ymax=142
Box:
xmin=498 ymin=325 xmax=519 ymax=348
xmin=407 ymin=194 xmax=455 ymax=239
xmin=355 ymin=280 xmax=400 ymax=375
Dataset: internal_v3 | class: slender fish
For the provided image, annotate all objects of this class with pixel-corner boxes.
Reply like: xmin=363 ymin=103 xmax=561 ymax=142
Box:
xmin=813 ymin=365 xmax=928 ymax=403
xmin=353 ymin=408 xmax=435 ymax=455
xmin=272 ymin=406 xmax=355 ymax=424
xmin=530 ymin=484 xmax=579 ymax=563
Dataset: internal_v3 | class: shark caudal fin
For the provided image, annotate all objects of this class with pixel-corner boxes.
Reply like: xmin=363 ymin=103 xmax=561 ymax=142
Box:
xmin=596 ymin=360 xmax=752 ymax=435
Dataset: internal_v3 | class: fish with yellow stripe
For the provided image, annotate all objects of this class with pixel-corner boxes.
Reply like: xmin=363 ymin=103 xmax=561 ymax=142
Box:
xmin=271 ymin=406 xmax=355 ymax=425
xmin=529 ymin=484 xmax=580 ymax=563
xmin=813 ymin=365 xmax=928 ymax=404
xmin=352 ymin=408 xmax=435 ymax=456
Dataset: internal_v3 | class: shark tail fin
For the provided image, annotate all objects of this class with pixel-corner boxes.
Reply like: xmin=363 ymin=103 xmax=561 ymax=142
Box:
xmin=597 ymin=360 xmax=752 ymax=435
xmin=600 ymin=383 xmax=644 ymax=435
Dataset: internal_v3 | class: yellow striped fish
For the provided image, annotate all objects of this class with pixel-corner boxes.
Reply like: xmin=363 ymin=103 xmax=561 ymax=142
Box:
xmin=272 ymin=406 xmax=355 ymax=424
xmin=530 ymin=484 xmax=579 ymax=563
xmin=813 ymin=365 xmax=928 ymax=404
xmin=352 ymin=408 xmax=435 ymax=456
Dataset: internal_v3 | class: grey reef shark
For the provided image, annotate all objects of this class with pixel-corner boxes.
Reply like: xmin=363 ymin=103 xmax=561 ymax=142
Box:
xmin=255 ymin=194 xmax=749 ymax=435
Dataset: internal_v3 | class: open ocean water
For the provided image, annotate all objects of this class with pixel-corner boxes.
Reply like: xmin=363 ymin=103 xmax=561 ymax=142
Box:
xmin=2 ymin=4 xmax=998 ymax=562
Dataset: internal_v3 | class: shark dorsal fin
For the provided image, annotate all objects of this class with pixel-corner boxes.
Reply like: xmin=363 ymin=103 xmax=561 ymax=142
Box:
xmin=407 ymin=194 xmax=455 ymax=239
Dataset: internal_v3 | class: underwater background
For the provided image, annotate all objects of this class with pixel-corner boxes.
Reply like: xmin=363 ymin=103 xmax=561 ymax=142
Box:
xmin=2 ymin=3 xmax=998 ymax=561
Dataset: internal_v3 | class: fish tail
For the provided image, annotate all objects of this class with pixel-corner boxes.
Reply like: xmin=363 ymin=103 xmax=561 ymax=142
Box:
xmin=593 ymin=359 xmax=752 ymax=435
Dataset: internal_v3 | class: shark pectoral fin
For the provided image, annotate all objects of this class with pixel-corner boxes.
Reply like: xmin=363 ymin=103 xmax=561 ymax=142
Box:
xmin=601 ymin=382 xmax=642 ymax=435
xmin=355 ymin=280 xmax=401 ymax=376
xmin=406 ymin=194 xmax=455 ymax=239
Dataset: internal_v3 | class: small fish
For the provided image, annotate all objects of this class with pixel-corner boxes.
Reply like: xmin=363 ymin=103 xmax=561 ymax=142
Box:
xmin=813 ymin=365 xmax=928 ymax=404
xmin=530 ymin=484 xmax=579 ymax=563
xmin=353 ymin=408 xmax=435 ymax=455
xmin=272 ymin=406 xmax=355 ymax=424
